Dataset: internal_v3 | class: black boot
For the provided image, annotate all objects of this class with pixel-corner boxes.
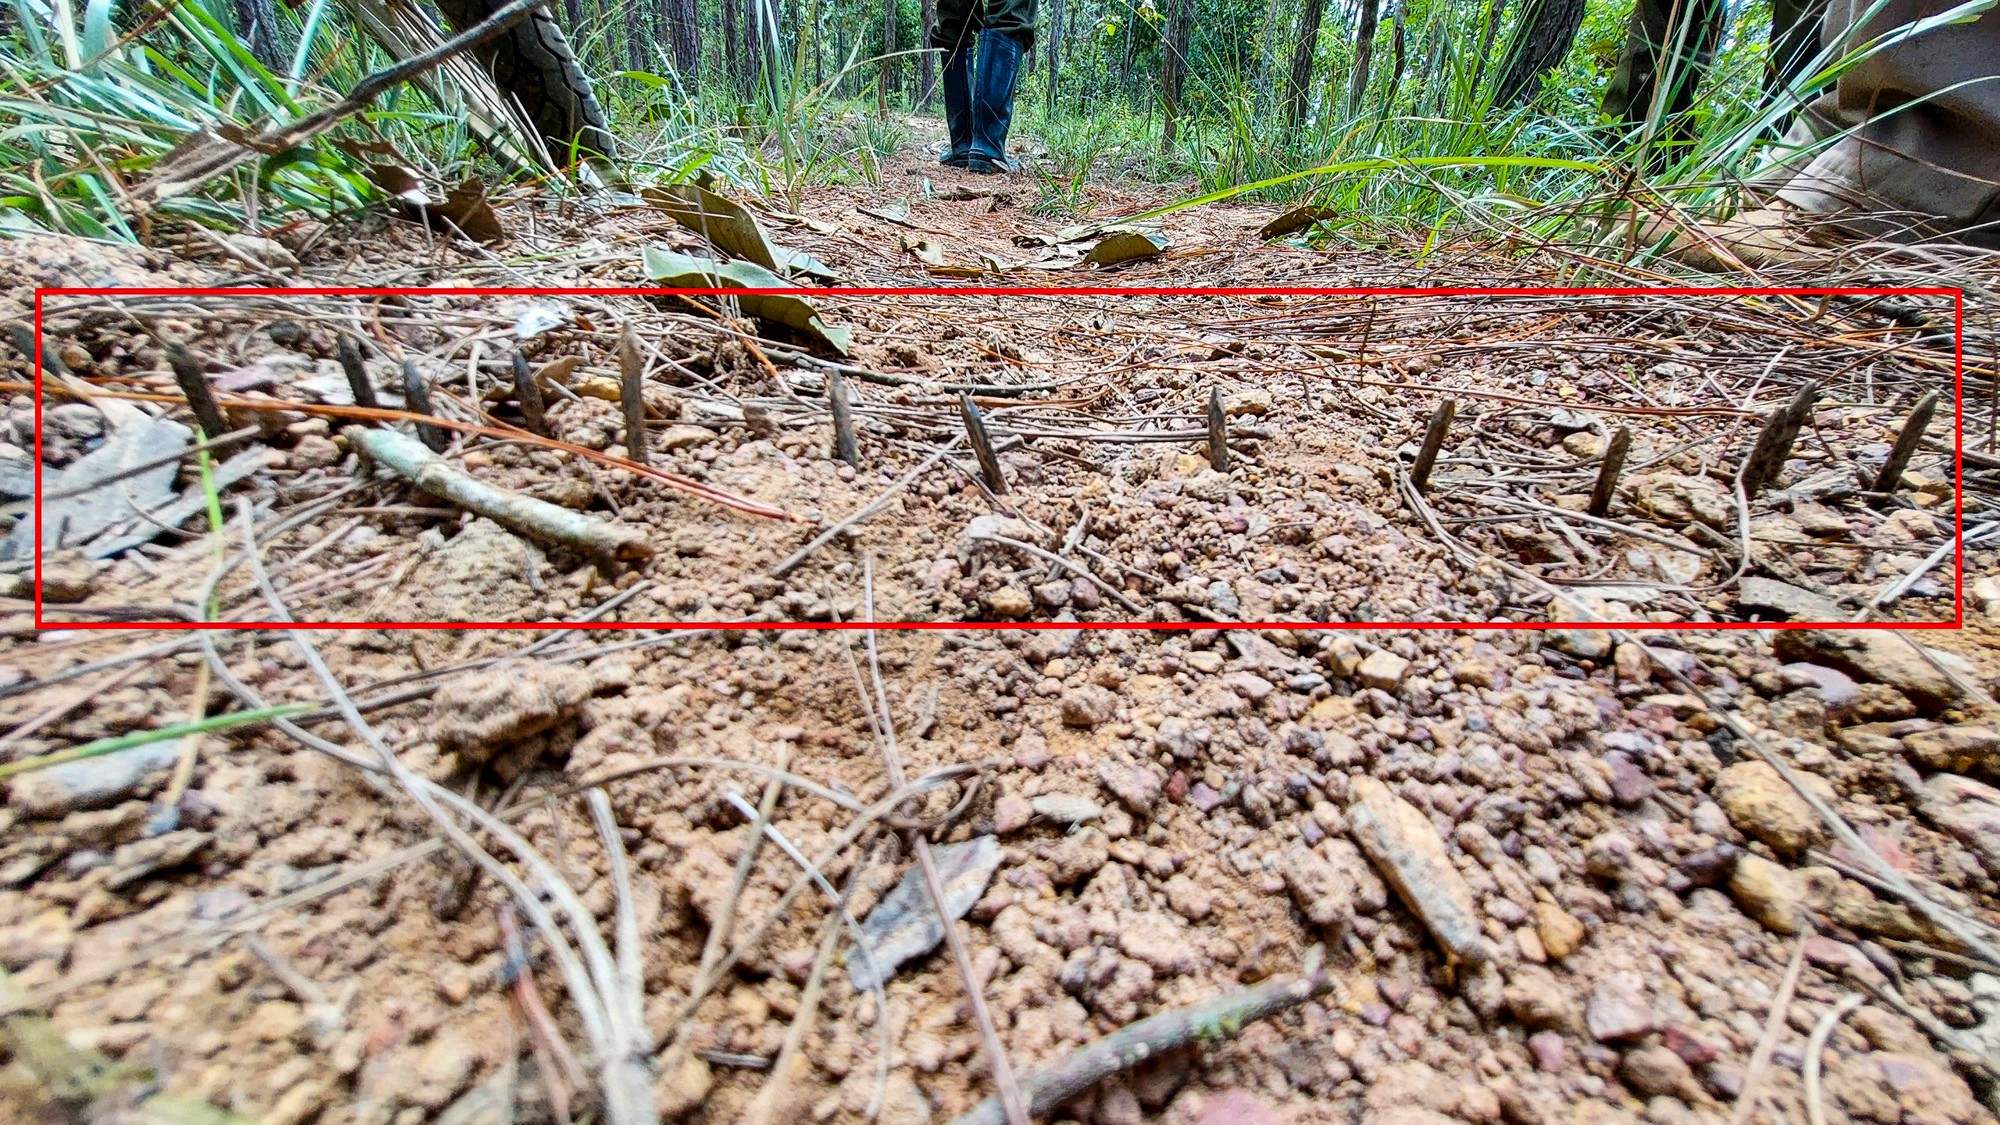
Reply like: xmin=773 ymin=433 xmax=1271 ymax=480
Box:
xmin=968 ymin=29 xmax=1023 ymax=173
xmin=940 ymin=46 xmax=974 ymax=168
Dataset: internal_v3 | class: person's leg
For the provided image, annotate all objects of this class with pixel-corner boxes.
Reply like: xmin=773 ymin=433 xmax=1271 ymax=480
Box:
xmin=1764 ymin=0 xmax=1826 ymax=124
xmin=1601 ymin=0 xmax=1725 ymax=164
xmin=932 ymin=0 xmax=981 ymax=166
xmin=967 ymin=0 xmax=1036 ymax=172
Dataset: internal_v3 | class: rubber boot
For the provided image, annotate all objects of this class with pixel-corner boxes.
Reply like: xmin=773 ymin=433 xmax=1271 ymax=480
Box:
xmin=939 ymin=46 xmax=974 ymax=168
xmin=967 ymin=29 xmax=1023 ymax=173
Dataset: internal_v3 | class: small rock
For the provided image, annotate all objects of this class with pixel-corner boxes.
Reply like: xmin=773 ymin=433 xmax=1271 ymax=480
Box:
xmin=655 ymin=1052 xmax=713 ymax=1119
xmin=1728 ymin=852 xmax=1806 ymax=934
xmin=1098 ymin=760 xmax=1162 ymax=816
xmin=289 ymin=434 xmax=342 ymax=470
xmin=992 ymin=795 xmax=1032 ymax=834
xmin=1347 ymin=777 xmax=1490 ymax=964
xmin=1163 ymin=874 xmax=1212 ymax=921
xmin=1528 ymin=1031 xmax=1567 ymax=1071
xmin=1916 ymin=773 xmax=2000 ymax=872
xmin=1222 ymin=389 xmax=1273 ymax=417
xmin=1712 ymin=761 xmax=1822 ymax=856
xmin=38 ymin=551 xmax=97 ymax=603
xmin=1221 ymin=671 xmax=1274 ymax=702
xmin=1205 ymin=581 xmax=1241 ymax=616
xmin=1772 ymin=629 xmax=1963 ymax=712
xmin=429 ymin=663 xmax=593 ymax=761
xmin=1547 ymin=594 xmax=1615 ymax=659
xmin=1061 ymin=684 xmax=1117 ymax=728
xmin=1504 ymin=965 xmax=1578 ymax=1032
xmin=982 ymin=586 xmax=1034 ymax=620
xmin=1358 ymin=650 xmax=1410 ymax=691
xmin=1620 ymin=1044 xmax=1695 ymax=1100
xmin=1280 ymin=844 xmax=1353 ymax=931
xmin=1044 ymin=828 xmax=1109 ymax=885
xmin=1534 ymin=902 xmax=1586 ymax=960
xmin=1604 ymin=752 xmax=1656 ymax=805
xmin=1613 ymin=643 xmax=1652 ymax=683
xmin=1585 ymin=976 xmax=1657 ymax=1042
xmin=1902 ymin=725 xmax=2000 ymax=779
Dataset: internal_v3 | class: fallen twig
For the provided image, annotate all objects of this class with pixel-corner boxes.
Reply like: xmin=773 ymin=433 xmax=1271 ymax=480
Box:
xmin=353 ymin=427 xmax=652 ymax=560
xmin=952 ymin=946 xmax=1339 ymax=1125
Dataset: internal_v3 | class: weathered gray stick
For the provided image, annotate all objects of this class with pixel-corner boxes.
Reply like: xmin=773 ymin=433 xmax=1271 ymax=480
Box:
xmin=1206 ymin=387 xmax=1229 ymax=472
xmin=336 ymin=336 xmax=380 ymax=411
xmin=617 ymin=328 xmax=648 ymax=464
xmin=951 ymin=949 xmax=1337 ymax=1125
xmin=960 ymin=393 xmax=1008 ymax=495
xmin=828 ymin=372 xmax=858 ymax=467
xmin=401 ymin=361 xmax=449 ymax=452
xmin=1410 ymin=399 xmax=1454 ymax=493
xmin=1741 ymin=380 xmax=1817 ymax=495
xmin=353 ymin=428 xmax=651 ymax=560
xmin=1588 ymin=425 xmax=1632 ymax=517
xmin=1871 ymin=390 xmax=1938 ymax=499
xmin=165 ymin=344 xmax=231 ymax=445
xmin=512 ymin=350 xmax=547 ymax=437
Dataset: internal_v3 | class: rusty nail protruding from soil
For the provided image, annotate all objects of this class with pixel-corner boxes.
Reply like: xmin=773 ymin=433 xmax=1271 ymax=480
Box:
xmin=512 ymin=350 xmax=547 ymax=437
xmin=1207 ymin=387 xmax=1230 ymax=472
xmin=1589 ymin=426 xmax=1632 ymax=518
xmin=1742 ymin=380 xmax=1817 ymax=495
xmin=960 ymin=393 xmax=1009 ymax=495
xmin=165 ymin=343 xmax=231 ymax=446
xmin=617 ymin=327 xmax=648 ymax=464
xmin=335 ymin=335 xmax=380 ymax=412
xmin=401 ymin=360 xmax=449 ymax=452
xmin=829 ymin=372 xmax=859 ymax=467
xmin=1871 ymin=389 xmax=1938 ymax=501
xmin=1410 ymin=399 xmax=1455 ymax=493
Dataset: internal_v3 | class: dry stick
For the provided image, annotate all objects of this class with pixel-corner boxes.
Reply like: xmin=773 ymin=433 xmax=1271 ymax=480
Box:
xmin=1587 ymin=425 xmax=1632 ymax=517
xmin=960 ymin=393 xmax=1009 ymax=495
xmin=352 ymin=427 xmax=651 ymax=560
xmin=1206 ymin=386 xmax=1229 ymax=472
xmin=1730 ymin=935 xmax=1810 ymax=1125
xmin=164 ymin=343 xmax=230 ymax=445
xmin=617 ymin=328 xmax=648 ymax=464
xmin=1804 ymin=993 xmax=1867 ymax=1125
xmin=1410 ymin=399 xmax=1455 ymax=493
xmin=400 ymin=360 xmax=449 ymax=452
xmin=854 ymin=561 xmax=1029 ymax=1125
xmin=498 ymin=903 xmax=583 ymax=1124
xmin=1870 ymin=388 xmax=1939 ymax=499
xmin=336 ymin=335 xmax=380 ymax=411
xmin=770 ymin=435 xmax=964 ymax=577
xmin=512 ymin=350 xmax=547 ymax=437
xmin=828 ymin=372 xmax=859 ymax=467
xmin=967 ymin=532 xmax=1145 ymax=613
xmin=952 ymin=949 xmax=1339 ymax=1125
xmin=1740 ymin=379 xmax=1817 ymax=495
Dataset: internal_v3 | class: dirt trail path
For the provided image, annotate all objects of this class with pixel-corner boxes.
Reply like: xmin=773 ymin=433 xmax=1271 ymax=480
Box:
xmin=1 ymin=147 xmax=1998 ymax=1125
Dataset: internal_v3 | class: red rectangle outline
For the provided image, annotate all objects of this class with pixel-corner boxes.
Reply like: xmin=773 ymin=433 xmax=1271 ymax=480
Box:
xmin=31 ymin=284 xmax=1965 ymax=633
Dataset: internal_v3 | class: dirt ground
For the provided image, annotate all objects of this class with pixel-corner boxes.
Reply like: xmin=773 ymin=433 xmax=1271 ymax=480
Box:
xmin=2 ymin=143 xmax=1999 ymax=1125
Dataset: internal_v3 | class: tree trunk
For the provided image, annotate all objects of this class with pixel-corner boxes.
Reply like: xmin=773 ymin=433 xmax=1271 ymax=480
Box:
xmin=561 ymin=0 xmax=585 ymax=36
xmin=1045 ymin=0 xmax=1065 ymax=116
xmin=918 ymin=0 xmax=937 ymax=103
xmin=880 ymin=0 xmax=897 ymax=110
xmin=721 ymin=0 xmax=744 ymax=95
xmin=232 ymin=0 xmax=283 ymax=69
xmin=1159 ymin=0 xmax=1194 ymax=151
xmin=1380 ymin=5 xmax=1406 ymax=111
xmin=628 ymin=4 xmax=648 ymax=69
xmin=668 ymin=0 xmax=700 ymax=76
xmin=1493 ymin=0 xmax=1586 ymax=105
xmin=1283 ymin=0 xmax=1326 ymax=129
xmin=1256 ymin=0 xmax=1288 ymax=110
xmin=1346 ymin=0 xmax=1380 ymax=116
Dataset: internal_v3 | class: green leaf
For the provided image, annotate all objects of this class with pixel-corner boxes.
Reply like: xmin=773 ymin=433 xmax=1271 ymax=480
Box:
xmin=1259 ymin=204 xmax=1340 ymax=240
xmin=0 ymin=704 xmax=313 ymax=780
xmin=641 ymin=246 xmax=853 ymax=356
xmin=79 ymin=0 xmax=113 ymax=68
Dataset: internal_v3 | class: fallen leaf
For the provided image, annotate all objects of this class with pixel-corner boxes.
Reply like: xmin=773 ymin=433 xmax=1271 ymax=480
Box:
xmin=861 ymin=199 xmax=926 ymax=230
xmin=435 ymin=177 xmax=505 ymax=244
xmin=643 ymin=183 xmax=839 ymax=282
xmin=536 ymin=355 xmax=583 ymax=386
xmin=641 ymin=247 xmax=853 ymax=356
xmin=1084 ymin=228 xmax=1170 ymax=267
xmin=903 ymin=237 xmax=947 ymax=266
xmin=1259 ymin=204 xmax=1339 ymax=239
xmin=512 ymin=303 xmax=569 ymax=339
